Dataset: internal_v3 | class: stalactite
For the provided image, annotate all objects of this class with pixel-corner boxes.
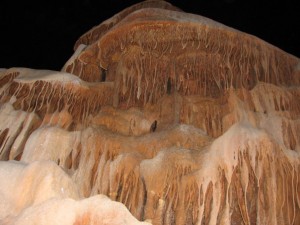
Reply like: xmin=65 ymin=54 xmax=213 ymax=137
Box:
xmin=1 ymin=1 xmax=300 ymax=225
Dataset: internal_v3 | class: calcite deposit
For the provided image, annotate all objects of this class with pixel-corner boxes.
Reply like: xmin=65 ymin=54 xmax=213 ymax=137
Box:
xmin=1 ymin=1 xmax=300 ymax=224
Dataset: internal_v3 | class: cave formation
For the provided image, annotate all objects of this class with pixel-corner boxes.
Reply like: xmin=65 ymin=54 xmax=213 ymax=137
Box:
xmin=0 ymin=1 xmax=300 ymax=224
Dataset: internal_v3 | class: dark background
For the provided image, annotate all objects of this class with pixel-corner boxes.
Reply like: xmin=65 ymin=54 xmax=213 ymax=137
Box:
xmin=1 ymin=0 xmax=299 ymax=70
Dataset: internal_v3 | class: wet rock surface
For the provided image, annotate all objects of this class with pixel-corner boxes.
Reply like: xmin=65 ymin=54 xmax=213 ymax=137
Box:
xmin=0 ymin=1 xmax=300 ymax=224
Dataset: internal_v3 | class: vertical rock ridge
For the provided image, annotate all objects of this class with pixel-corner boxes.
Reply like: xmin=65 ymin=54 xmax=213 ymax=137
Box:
xmin=1 ymin=1 xmax=300 ymax=224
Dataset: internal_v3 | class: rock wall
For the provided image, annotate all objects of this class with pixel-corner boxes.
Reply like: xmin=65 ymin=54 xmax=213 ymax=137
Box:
xmin=0 ymin=1 xmax=300 ymax=224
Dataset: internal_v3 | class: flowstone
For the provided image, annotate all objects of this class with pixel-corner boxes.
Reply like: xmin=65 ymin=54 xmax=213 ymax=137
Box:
xmin=0 ymin=1 xmax=300 ymax=224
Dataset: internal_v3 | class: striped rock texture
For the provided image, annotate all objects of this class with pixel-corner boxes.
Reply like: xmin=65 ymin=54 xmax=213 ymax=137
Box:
xmin=0 ymin=1 xmax=300 ymax=224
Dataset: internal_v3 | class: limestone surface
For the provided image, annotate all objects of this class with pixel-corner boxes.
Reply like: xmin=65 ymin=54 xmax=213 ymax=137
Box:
xmin=1 ymin=1 xmax=300 ymax=225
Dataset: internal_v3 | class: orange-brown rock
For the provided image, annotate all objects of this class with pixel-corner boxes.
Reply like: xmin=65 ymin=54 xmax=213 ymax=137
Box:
xmin=63 ymin=4 xmax=299 ymax=108
xmin=1 ymin=1 xmax=300 ymax=225
xmin=73 ymin=0 xmax=181 ymax=50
